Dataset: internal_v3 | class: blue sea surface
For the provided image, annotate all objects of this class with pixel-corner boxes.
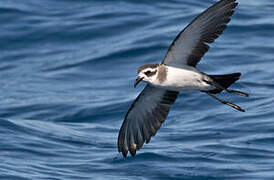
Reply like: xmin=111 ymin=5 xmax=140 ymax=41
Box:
xmin=1 ymin=0 xmax=274 ymax=179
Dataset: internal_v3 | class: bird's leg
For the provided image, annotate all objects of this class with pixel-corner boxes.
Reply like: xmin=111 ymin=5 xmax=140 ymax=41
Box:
xmin=205 ymin=92 xmax=245 ymax=112
xmin=212 ymin=82 xmax=249 ymax=97
xmin=226 ymin=89 xmax=249 ymax=97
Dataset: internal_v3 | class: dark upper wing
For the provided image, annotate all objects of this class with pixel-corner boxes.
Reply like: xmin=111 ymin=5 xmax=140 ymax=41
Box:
xmin=162 ymin=0 xmax=238 ymax=67
xmin=118 ymin=85 xmax=178 ymax=158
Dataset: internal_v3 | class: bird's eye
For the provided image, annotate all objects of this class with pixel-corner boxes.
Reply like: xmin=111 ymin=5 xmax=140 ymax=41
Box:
xmin=144 ymin=71 xmax=152 ymax=76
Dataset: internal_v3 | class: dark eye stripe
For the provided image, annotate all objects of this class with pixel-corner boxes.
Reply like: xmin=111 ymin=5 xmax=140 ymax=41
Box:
xmin=145 ymin=70 xmax=157 ymax=77
xmin=144 ymin=71 xmax=151 ymax=76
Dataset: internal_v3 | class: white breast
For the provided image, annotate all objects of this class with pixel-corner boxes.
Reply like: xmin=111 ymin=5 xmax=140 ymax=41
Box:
xmin=152 ymin=66 xmax=212 ymax=92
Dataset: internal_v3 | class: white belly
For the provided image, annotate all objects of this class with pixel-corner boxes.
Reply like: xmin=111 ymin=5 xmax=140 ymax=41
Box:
xmin=152 ymin=66 xmax=213 ymax=92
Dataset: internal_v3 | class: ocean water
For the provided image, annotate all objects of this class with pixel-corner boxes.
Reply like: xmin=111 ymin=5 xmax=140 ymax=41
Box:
xmin=1 ymin=0 xmax=274 ymax=179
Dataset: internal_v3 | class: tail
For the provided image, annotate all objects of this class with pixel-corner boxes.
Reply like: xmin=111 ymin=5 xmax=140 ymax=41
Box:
xmin=203 ymin=72 xmax=248 ymax=112
xmin=207 ymin=73 xmax=248 ymax=96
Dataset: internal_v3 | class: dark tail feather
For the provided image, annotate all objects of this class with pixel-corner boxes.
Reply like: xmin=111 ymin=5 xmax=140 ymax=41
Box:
xmin=207 ymin=73 xmax=241 ymax=94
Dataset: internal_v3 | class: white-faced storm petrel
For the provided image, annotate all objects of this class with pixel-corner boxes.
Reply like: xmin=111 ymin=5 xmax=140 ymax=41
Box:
xmin=118 ymin=0 xmax=248 ymax=158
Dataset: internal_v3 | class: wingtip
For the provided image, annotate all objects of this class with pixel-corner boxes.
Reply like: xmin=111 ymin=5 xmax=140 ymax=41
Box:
xmin=129 ymin=148 xmax=136 ymax=156
xmin=120 ymin=148 xmax=137 ymax=158
xmin=122 ymin=150 xmax=128 ymax=158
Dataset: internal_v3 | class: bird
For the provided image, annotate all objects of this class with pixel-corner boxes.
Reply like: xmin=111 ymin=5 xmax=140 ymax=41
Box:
xmin=117 ymin=0 xmax=248 ymax=158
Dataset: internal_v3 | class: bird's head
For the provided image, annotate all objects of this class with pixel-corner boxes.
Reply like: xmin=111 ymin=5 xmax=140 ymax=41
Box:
xmin=134 ymin=64 xmax=159 ymax=87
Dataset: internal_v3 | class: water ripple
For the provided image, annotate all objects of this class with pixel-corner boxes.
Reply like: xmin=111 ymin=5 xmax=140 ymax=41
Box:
xmin=1 ymin=0 xmax=274 ymax=179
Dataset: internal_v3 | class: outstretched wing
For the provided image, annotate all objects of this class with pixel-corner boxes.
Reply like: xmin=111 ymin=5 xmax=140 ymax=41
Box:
xmin=162 ymin=0 xmax=238 ymax=67
xmin=118 ymin=85 xmax=178 ymax=157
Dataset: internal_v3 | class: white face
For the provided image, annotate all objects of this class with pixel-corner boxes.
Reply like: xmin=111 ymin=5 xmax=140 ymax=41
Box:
xmin=139 ymin=67 xmax=158 ymax=83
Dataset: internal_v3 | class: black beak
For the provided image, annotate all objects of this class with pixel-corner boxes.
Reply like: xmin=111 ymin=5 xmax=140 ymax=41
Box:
xmin=134 ymin=77 xmax=144 ymax=88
